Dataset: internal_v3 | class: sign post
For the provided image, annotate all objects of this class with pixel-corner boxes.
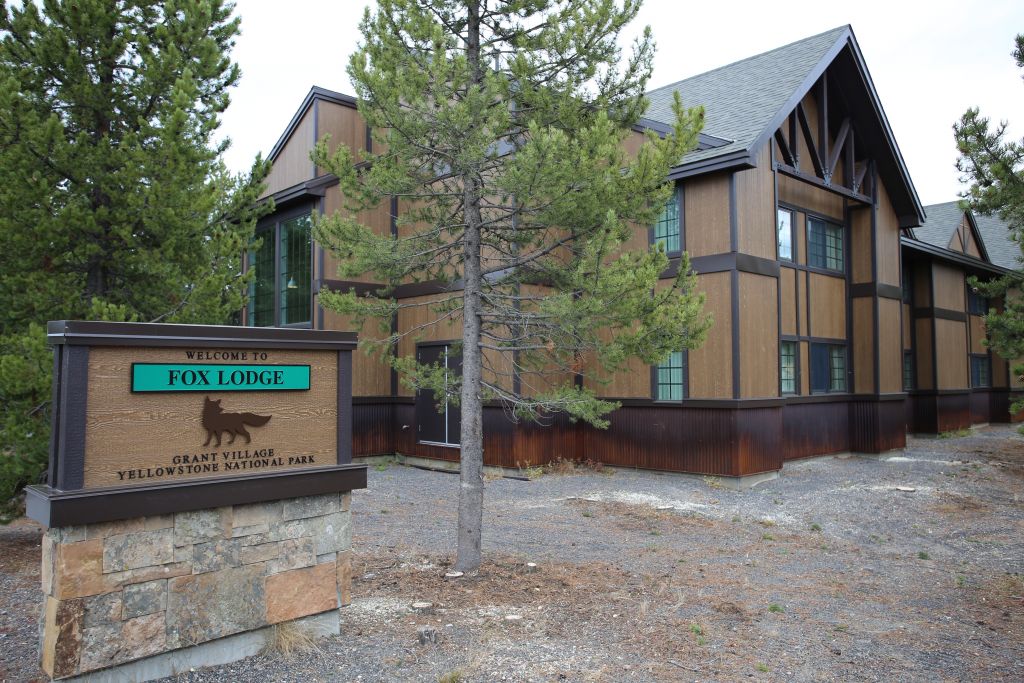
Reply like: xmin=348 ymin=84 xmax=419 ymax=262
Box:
xmin=28 ymin=321 xmax=366 ymax=681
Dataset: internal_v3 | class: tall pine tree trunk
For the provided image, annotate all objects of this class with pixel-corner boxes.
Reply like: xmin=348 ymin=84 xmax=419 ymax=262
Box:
xmin=455 ymin=0 xmax=484 ymax=573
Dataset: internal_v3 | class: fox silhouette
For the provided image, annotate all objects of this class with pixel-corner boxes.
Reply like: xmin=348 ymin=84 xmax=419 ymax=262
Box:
xmin=201 ymin=397 xmax=272 ymax=447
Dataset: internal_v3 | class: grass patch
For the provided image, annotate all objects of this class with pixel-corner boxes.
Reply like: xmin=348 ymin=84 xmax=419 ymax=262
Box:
xmin=762 ymin=533 xmax=775 ymax=541
xmin=263 ymin=622 xmax=323 ymax=658
xmin=438 ymin=671 xmax=465 ymax=683
xmin=918 ymin=551 xmax=930 ymax=560
xmin=939 ymin=428 xmax=971 ymax=439
xmin=810 ymin=523 xmax=822 ymax=532
xmin=767 ymin=603 xmax=784 ymax=613
xmin=755 ymin=663 xmax=769 ymax=672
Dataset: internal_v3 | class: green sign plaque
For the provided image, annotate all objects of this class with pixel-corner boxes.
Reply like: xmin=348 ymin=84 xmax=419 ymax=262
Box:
xmin=131 ymin=363 xmax=311 ymax=393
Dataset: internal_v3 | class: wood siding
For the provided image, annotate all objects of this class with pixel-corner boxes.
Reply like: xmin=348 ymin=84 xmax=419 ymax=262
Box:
xmin=739 ymin=272 xmax=778 ymax=398
xmin=263 ymin=108 xmax=315 ymax=197
xmin=688 ymin=272 xmax=732 ymax=398
xmin=684 ymin=174 xmax=730 ymax=256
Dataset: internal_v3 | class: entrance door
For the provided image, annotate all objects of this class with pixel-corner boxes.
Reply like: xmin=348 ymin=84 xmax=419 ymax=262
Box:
xmin=415 ymin=343 xmax=461 ymax=446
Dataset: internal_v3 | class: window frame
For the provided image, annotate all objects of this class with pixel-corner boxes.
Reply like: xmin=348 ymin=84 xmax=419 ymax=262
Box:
xmin=970 ymin=354 xmax=991 ymax=388
xmin=649 ymin=185 xmax=683 ymax=256
xmin=809 ymin=342 xmax=848 ymax=394
xmin=652 ymin=350 xmax=687 ymax=401
xmin=903 ymin=350 xmax=914 ymax=391
xmin=777 ymin=208 xmax=795 ymax=262
xmin=967 ymin=289 xmax=987 ymax=316
xmin=807 ymin=216 xmax=845 ymax=273
xmin=245 ymin=204 xmax=316 ymax=329
xmin=779 ymin=340 xmax=798 ymax=395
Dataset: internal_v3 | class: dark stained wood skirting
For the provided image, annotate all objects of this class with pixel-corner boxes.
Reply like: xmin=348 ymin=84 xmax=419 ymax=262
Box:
xmin=352 ymin=397 xmax=908 ymax=476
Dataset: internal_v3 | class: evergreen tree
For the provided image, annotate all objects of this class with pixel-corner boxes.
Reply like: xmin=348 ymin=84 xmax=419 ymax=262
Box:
xmin=0 ymin=0 xmax=271 ymax=521
xmin=955 ymin=33 xmax=1024 ymax=413
xmin=315 ymin=0 xmax=709 ymax=571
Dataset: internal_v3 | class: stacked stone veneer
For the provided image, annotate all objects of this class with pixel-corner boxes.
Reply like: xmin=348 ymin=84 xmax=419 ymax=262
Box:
xmin=40 ymin=492 xmax=352 ymax=679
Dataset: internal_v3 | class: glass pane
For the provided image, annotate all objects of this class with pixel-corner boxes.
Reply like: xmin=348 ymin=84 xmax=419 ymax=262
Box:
xmin=829 ymin=345 xmax=846 ymax=391
xmin=279 ymin=215 xmax=312 ymax=325
xmin=780 ymin=341 xmax=796 ymax=394
xmin=654 ymin=194 xmax=680 ymax=253
xmin=656 ymin=350 xmax=685 ymax=400
xmin=247 ymin=230 xmax=275 ymax=327
xmin=903 ymin=352 xmax=914 ymax=391
xmin=777 ymin=210 xmax=793 ymax=261
xmin=808 ymin=218 xmax=843 ymax=272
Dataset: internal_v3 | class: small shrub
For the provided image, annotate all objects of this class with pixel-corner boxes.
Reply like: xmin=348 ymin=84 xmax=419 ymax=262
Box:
xmin=956 ymin=574 xmax=967 ymax=588
xmin=810 ymin=523 xmax=822 ymax=532
xmin=767 ymin=603 xmax=784 ymax=613
xmin=755 ymin=663 xmax=769 ymax=672
xmin=690 ymin=623 xmax=703 ymax=636
xmin=762 ymin=533 xmax=775 ymax=541
xmin=918 ymin=551 xmax=930 ymax=560
xmin=939 ymin=428 xmax=971 ymax=439
xmin=263 ymin=622 xmax=322 ymax=658
xmin=438 ymin=671 xmax=464 ymax=683
xmin=582 ymin=510 xmax=594 ymax=518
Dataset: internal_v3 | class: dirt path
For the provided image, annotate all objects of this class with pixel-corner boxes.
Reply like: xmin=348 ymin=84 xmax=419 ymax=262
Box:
xmin=2 ymin=426 xmax=1022 ymax=681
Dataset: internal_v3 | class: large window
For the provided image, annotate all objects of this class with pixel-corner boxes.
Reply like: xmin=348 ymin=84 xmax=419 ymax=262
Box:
xmin=780 ymin=341 xmax=797 ymax=394
xmin=808 ymin=217 xmax=843 ymax=272
xmin=971 ymin=355 xmax=990 ymax=388
xmin=967 ymin=289 xmax=988 ymax=316
xmin=653 ymin=192 xmax=681 ymax=254
xmin=777 ymin=208 xmax=794 ymax=261
xmin=810 ymin=343 xmax=846 ymax=393
xmin=247 ymin=212 xmax=313 ymax=327
xmin=654 ymin=351 xmax=686 ymax=400
xmin=903 ymin=351 xmax=914 ymax=391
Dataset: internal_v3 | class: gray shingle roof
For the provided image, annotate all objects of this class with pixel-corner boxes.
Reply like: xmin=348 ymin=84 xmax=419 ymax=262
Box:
xmin=913 ymin=201 xmax=964 ymax=250
xmin=973 ymin=211 xmax=1020 ymax=271
xmin=645 ymin=26 xmax=849 ymax=166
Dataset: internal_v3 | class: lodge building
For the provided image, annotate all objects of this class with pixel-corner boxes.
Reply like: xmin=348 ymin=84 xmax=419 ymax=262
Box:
xmin=246 ymin=25 xmax=1021 ymax=482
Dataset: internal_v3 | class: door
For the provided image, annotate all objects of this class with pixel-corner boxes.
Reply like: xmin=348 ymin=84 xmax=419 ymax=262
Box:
xmin=415 ymin=343 xmax=461 ymax=446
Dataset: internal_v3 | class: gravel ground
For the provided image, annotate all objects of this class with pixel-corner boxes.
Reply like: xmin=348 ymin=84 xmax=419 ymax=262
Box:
xmin=2 ymin=426 xmax=1023 ymax=682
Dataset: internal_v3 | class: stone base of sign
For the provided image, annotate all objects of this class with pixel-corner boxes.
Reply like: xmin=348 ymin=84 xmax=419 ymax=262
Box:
xmin=56 ymin=610 xmax=338 ymax=683
xmin=40 ymin=492 xmax=352 ymax=680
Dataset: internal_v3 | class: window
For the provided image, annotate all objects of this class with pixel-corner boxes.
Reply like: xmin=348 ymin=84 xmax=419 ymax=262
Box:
xmin=901 ymin=267 xmax=913 ymax=304
xmin=808 ymin=217 xmax=843 ymax=272
xmin=810 ymin=343 xmax=847 ymax=393
xmin=415 ymin=343 xmax=462 ymax=446
xmin=777 ymin=209 xmax=794 ymax=261
xmin=967 ymin=289 xmax=988 ymax=316
xmin=903 ymin=351 xmax=914 ymax=391
xmin=654 ymin=351 xmax=686 ymax=400
xmin=247 ymin=212 xmax=313 ymax=327
xmin=653 ymin=192 xmax=681 ymax=254
xmin=780 ymin=341 xmax=797 ymax=394
xmin=971 ymin=355 xmax=990 ymax=388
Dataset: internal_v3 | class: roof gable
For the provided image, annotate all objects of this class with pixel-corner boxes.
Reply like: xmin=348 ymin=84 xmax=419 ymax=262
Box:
xmin=644 ymin=25 xmax=924 ymax=226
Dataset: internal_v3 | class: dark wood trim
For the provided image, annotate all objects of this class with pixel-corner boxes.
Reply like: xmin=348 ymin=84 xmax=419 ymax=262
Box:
xmin=913 ymin=307 xmax=967 ymax=323
xmin=850 ymin=282 xmax=902 ymax=300
xmin=729 ymin=172 xmax=740 ymax=399
xmin=47 ymin=321 xmax=357 ymax=351
xmin=52 ymin=345 xmax=88 ymax=491
xmin=900 ymin=237 xmax=1013 ymax=277
xmin=338 ymin=350 xmax=353 ymax=464
xmin=26 ymin=465 xmax=368 ymax=528
xmin=776 ymin=163 xmax=872 ymax=205
xmin=776 ymin=200 xmax=844 ymax=225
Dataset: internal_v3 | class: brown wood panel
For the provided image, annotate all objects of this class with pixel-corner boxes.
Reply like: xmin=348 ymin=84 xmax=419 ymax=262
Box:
xmin=263 ymin=107 xmax=315 ymax=197
xmin=935 ymin=318 xmax=968 ymax=389
xmin=914 ymin=318 xmax=934 ymax=391
xmin=969 ymin=315 xmax=987 ymax=355
xmin=913 ymin=264 xmax=931 ymax=307
xmin=902 ymin=303 xmax=912 ymax=350
xmin=799 ymin=341 xmax=809 ymax=395
xmin=795 ymin=92 xmax=818 ymax=174
xmin=688 ymin=272 xmax=732 ymax=398
xmin=736 ymin=145 xmax=776 ymax=259
xmin=395 ymin=294 xmax=463 ymax=397
xmin=964 ymin=228 xmax=981 ymax=258
xmin=852 ymin=297 xmax=875 ymax=394
xmin=780 ymin=267 xmax=797 ymax=335
xmin=683 ymin=174 xmax=730 ymax=256
xmin=353 ymin=400 xmax=396 ymax=457
xmin=83 ymin=347 xmax=337 ymax=488
xmin=932 ymin=262 xmax=965 ymax=311
xmin=739 ymin=272 xmax=778 ymax=398
xmin=809 ymin=273 xmax=846 ymax=339
xmin=321 ymin=309 xmax=390 ymax=396
xmin=797 ymin=270 xmax=808 ymax=335
xmin=850 ymin=207 xmax=872 ymax=285
xmin=795 ymin=212 xmax=807 ymax=264
xmin=777 ymin=174 xmax=844 ymax=220
xmin=316 ymin=101 xmax=365 ymax=168
xmin=992 ymin=353 xmax=1008 ymax=388
xmin=874 ymin=183 xmax=901 ymax=286
xmin=782 ymin=402 xmax=849 ymax=459
xmin=849 ymin=400 xmax=906 ymax=453
xmin=878 ymin=297 xmax=902 ymax=394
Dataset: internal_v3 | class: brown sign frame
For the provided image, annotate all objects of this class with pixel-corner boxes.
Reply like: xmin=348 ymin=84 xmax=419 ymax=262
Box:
xmin=28 ymin=320 xmax=365 ymax=527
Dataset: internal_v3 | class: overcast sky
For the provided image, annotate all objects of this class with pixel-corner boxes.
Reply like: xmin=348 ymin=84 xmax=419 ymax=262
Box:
xmin=220 ymin=0 xmax=1024 ymax=207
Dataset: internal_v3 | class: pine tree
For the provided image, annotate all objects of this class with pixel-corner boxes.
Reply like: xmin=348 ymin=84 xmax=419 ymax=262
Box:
xmin=955 ymin=33 xmax=1024 ymax=413
xmin=315 ymin=0 xmax=709 ymax=571
xmin=0 ymin=0 xmax=271 ymax=521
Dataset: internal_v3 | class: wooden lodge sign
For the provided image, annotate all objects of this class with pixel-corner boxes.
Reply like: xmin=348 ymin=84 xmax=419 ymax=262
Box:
xmin=27 ymin=321 xmax=364 ymax=527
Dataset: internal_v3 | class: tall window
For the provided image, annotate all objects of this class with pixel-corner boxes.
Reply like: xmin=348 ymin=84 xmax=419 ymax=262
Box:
xmin=654 ymin=351 xmax=685 ymax=400
xmin=780 ymin=341 xmax=797 ymax=394
xmin=903 ymin=351 xmax=914 ymax=391
xmin=810 ymin=343 xmax=846 ymax=393
xmin=967 ymin=289 xmax=987 ymax=316
xmin=653 ymin=192 xmax=681 ymax=254
xmin=808 ymin=217 xmax=843 ymax=272
xmin=971 ymin=355 xmax=990 ymax=388
xmin=777 ymin=208 xmax=794 ymax=261
xmin=247 ymin=212 xmax=313 ymax=327
xmin=901 ymin=267 xmax=913 ymax=304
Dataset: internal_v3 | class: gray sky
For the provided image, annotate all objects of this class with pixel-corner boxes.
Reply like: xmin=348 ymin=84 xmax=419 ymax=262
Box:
xmin=220 ymin=0 xmax=1024 ymax=207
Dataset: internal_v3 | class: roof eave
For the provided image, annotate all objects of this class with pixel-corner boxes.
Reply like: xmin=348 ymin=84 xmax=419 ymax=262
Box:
xmin=901 ymin=237 xmax=1012 ymax=276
